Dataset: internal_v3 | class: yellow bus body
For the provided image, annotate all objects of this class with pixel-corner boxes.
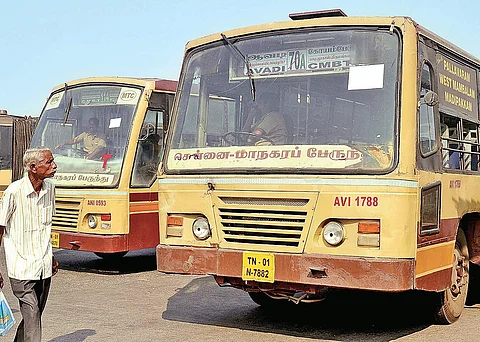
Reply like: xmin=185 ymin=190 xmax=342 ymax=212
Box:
xmin=157 ymin=11 xmax=480 ymax=322
xmin=0 ymin=112 xmax=36 ymax=196
xmin=31 ymin=77 xmax=176 ymax=256
xmin=0 ymin=113 xmax=14 ymax=194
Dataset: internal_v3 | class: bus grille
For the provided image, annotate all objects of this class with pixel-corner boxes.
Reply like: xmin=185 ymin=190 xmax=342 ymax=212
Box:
xmin=52 ymin=200 xmax=80 ymax=230
xmin=217 ymin=197 xmax=309 ymax=248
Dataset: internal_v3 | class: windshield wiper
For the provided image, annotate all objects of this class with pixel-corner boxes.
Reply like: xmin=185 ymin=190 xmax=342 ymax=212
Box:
xmin=63 ymin=83 xmax=72 ymax=125
xmin=220 ymin=33 xmax=256 ymax=101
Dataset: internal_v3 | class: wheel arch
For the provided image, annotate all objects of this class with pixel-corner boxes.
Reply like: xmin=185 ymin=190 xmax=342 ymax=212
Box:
xmin=459 ymin=212 xmax=480 ymax=265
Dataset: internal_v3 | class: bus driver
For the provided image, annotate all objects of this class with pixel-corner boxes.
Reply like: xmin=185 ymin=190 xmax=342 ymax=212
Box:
xmin=56 ymin=117 xmax=107 ymax=160
xmin=242 ymin=95 xmax=288 ymax=145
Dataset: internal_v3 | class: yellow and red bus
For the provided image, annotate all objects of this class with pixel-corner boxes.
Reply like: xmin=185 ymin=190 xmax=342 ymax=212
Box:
xmin=0 ymin=110 xmax=18 ymax=192
xmin=0 ymin=110 xmax=37 ymax=194
xmin=29 ymin=77 xmax=176 ymax=258
xmin=156 ymin=10 xmax=480 ymax=323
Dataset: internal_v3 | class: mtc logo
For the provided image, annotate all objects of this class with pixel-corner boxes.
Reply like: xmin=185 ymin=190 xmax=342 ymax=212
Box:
xmin=120 ymin=91 xmax=136 ymax=100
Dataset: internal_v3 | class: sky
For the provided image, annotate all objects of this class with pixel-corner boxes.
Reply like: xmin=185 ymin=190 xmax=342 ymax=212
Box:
xmin=2 ymin=0 xmax=480 ymax=116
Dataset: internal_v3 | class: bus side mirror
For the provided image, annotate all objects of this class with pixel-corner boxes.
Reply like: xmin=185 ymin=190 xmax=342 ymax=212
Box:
xmin=423 ymin=91 xmax=439 ymax=107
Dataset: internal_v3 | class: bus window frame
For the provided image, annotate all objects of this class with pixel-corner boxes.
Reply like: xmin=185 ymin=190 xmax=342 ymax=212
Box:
xmin=419 ymin=180 xmax=441 ymax=236
xmin=418 ymin=60 xmax=439 ymax=158
xmin=416 ymin=39 xmax=443 ymax=172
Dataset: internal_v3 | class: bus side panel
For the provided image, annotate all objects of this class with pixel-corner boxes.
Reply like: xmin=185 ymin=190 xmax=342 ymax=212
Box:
xmin=415 ymin=214 xmax=459 ymax=291
xmin=128 ymin=192 xmax=160 ymax=250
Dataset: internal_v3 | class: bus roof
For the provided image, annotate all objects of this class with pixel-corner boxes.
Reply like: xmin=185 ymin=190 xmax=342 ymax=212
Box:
xmin=184 ymin=13 xmax=480 ymax=68
xmin=50 ymin=76 xmax=177 ymax=93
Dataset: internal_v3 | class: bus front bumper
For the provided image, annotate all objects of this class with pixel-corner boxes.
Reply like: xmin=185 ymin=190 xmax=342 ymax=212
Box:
xmin=156 ymin=245 xmax=415 ymax=292
xmin=52 ymin=230 xmax=128 ymax=253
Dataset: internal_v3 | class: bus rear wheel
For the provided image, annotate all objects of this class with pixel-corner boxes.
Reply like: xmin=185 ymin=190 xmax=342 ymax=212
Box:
xmin=433 ymin=229 xmax=469 ymax=324
xmin=94 ymin=252 xmax=127 ymax=260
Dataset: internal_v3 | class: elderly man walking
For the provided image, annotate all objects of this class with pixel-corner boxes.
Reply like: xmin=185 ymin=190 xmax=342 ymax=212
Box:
xmin=0 ymin=147 xmax=59 ymax=342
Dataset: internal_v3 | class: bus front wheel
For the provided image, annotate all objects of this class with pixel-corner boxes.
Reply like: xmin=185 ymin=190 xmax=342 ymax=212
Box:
xmin=433 ymin=228 xmax=469 ymax=324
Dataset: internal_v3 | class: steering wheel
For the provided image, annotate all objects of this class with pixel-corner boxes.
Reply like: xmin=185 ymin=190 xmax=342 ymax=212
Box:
xmin=222 ymin=131 xmax=274 ymax=146
xmin=140 ymin=123 xmax=156 ymax=140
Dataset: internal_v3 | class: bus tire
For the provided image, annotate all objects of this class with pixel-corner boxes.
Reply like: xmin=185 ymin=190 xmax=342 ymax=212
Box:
xmin=94 ymin=252 xmax=128 ymax=260
xmin=433 ymin=228 xmax=469 ymax=324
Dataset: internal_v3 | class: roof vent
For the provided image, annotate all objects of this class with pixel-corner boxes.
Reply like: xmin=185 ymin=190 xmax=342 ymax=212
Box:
xmin=289 ymin=9 xmax=347 ymax=20
xmin=0 ymin=109 xmax=7 ymax=115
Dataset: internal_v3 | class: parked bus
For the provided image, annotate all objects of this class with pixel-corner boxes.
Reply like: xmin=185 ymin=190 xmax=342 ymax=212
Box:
xmin=156 ymin=9 xmax=480 ymax=323
xmin=0 ymin=110 xmax=37 ymax=194
xmin=29 ymin=77 xmax=176 ymax=258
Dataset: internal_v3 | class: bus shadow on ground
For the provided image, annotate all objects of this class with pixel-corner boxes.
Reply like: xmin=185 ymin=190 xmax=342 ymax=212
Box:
xmin=53 ymin=248 xmax=157 ymax=274
xmin=163 ymin=276 xmax=433 ymax=341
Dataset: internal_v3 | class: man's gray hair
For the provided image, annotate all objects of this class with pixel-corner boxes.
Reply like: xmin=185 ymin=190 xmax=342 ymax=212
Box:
xmin=23 ymin=147 xmax=52 ymax=172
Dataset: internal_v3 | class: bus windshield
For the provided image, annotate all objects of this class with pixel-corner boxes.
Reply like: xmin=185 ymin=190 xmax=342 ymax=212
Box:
xmin=167 ymin=28 xmax=400 ymax=173
xmin=31 ymin=84 xmax=141 ymax=187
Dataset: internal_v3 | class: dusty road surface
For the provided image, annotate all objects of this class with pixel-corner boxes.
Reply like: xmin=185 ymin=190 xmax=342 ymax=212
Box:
xmin=0 ymin=247 xmax=478 ymax=341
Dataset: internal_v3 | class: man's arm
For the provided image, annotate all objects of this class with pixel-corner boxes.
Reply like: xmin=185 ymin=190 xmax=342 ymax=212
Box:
xmin=55 ymin=133 xmax=83 ymax=149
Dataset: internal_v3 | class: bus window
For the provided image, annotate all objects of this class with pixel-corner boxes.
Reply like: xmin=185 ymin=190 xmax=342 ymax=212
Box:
xmin=463 ymin=121 xmax=479 ymax=171
xmin=419 ymin=63 xmax=437 ymax=156
xmin=441 ymin=114 xmax=461 ymax=169
xmin=0 ymin=125 xmax=13 ymax=170
xmin=440 ymin=114 xmax=479 ymax=171
xmin=131 ymin=109 xmax=164 ymax=186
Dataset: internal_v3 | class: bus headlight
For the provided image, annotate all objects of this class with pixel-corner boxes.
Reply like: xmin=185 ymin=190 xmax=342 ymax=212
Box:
xmin=192 ymin=217 xmax=211 ymax=240
xmin=87 ymin=215 xmax=98 ymax=229
xmin=323 ymin=221 xmax=345 ymax=246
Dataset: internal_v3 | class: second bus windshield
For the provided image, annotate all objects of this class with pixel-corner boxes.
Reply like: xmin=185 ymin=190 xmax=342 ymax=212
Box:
xmin=169 ymin=28 xmax=400 ymax=173
xmin=30 ymin=84 xmax=141 ymax=187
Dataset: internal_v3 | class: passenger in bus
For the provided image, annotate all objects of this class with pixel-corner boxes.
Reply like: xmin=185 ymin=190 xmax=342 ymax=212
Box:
xmin=55 ymin=117 xmax=107 ymax=159
xmin=243 ymin=95 xmax=288 ymax=145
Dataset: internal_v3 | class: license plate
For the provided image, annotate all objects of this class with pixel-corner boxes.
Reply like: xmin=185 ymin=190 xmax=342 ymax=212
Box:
xmin=242 ymin=252 xmax=274 ymax=283
xmin=51 ymin=232 xmax=60 ymax=248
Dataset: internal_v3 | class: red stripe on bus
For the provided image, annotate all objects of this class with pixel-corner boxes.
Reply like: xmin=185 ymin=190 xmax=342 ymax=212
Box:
xmin=129 ymin=192 xmax=159 ymax=202
xmin=417 ymin=217 xmax=459 ymax=248
xmin=154 ymin=79 xmax=177 ymax=92
xmin=415 ymin=268 xmax=451 ymax=292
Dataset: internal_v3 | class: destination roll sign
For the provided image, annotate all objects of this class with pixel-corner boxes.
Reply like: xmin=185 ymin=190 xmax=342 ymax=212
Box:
xmin=437 ymin=54 xmax=478 ymax=119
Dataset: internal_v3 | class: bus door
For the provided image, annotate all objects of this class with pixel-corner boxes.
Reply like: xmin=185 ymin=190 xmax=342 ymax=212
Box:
xmin=131 ymin=91 xmax=172 ymax=187
xmin=129 ymin=90 xmax=174 ymax=250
